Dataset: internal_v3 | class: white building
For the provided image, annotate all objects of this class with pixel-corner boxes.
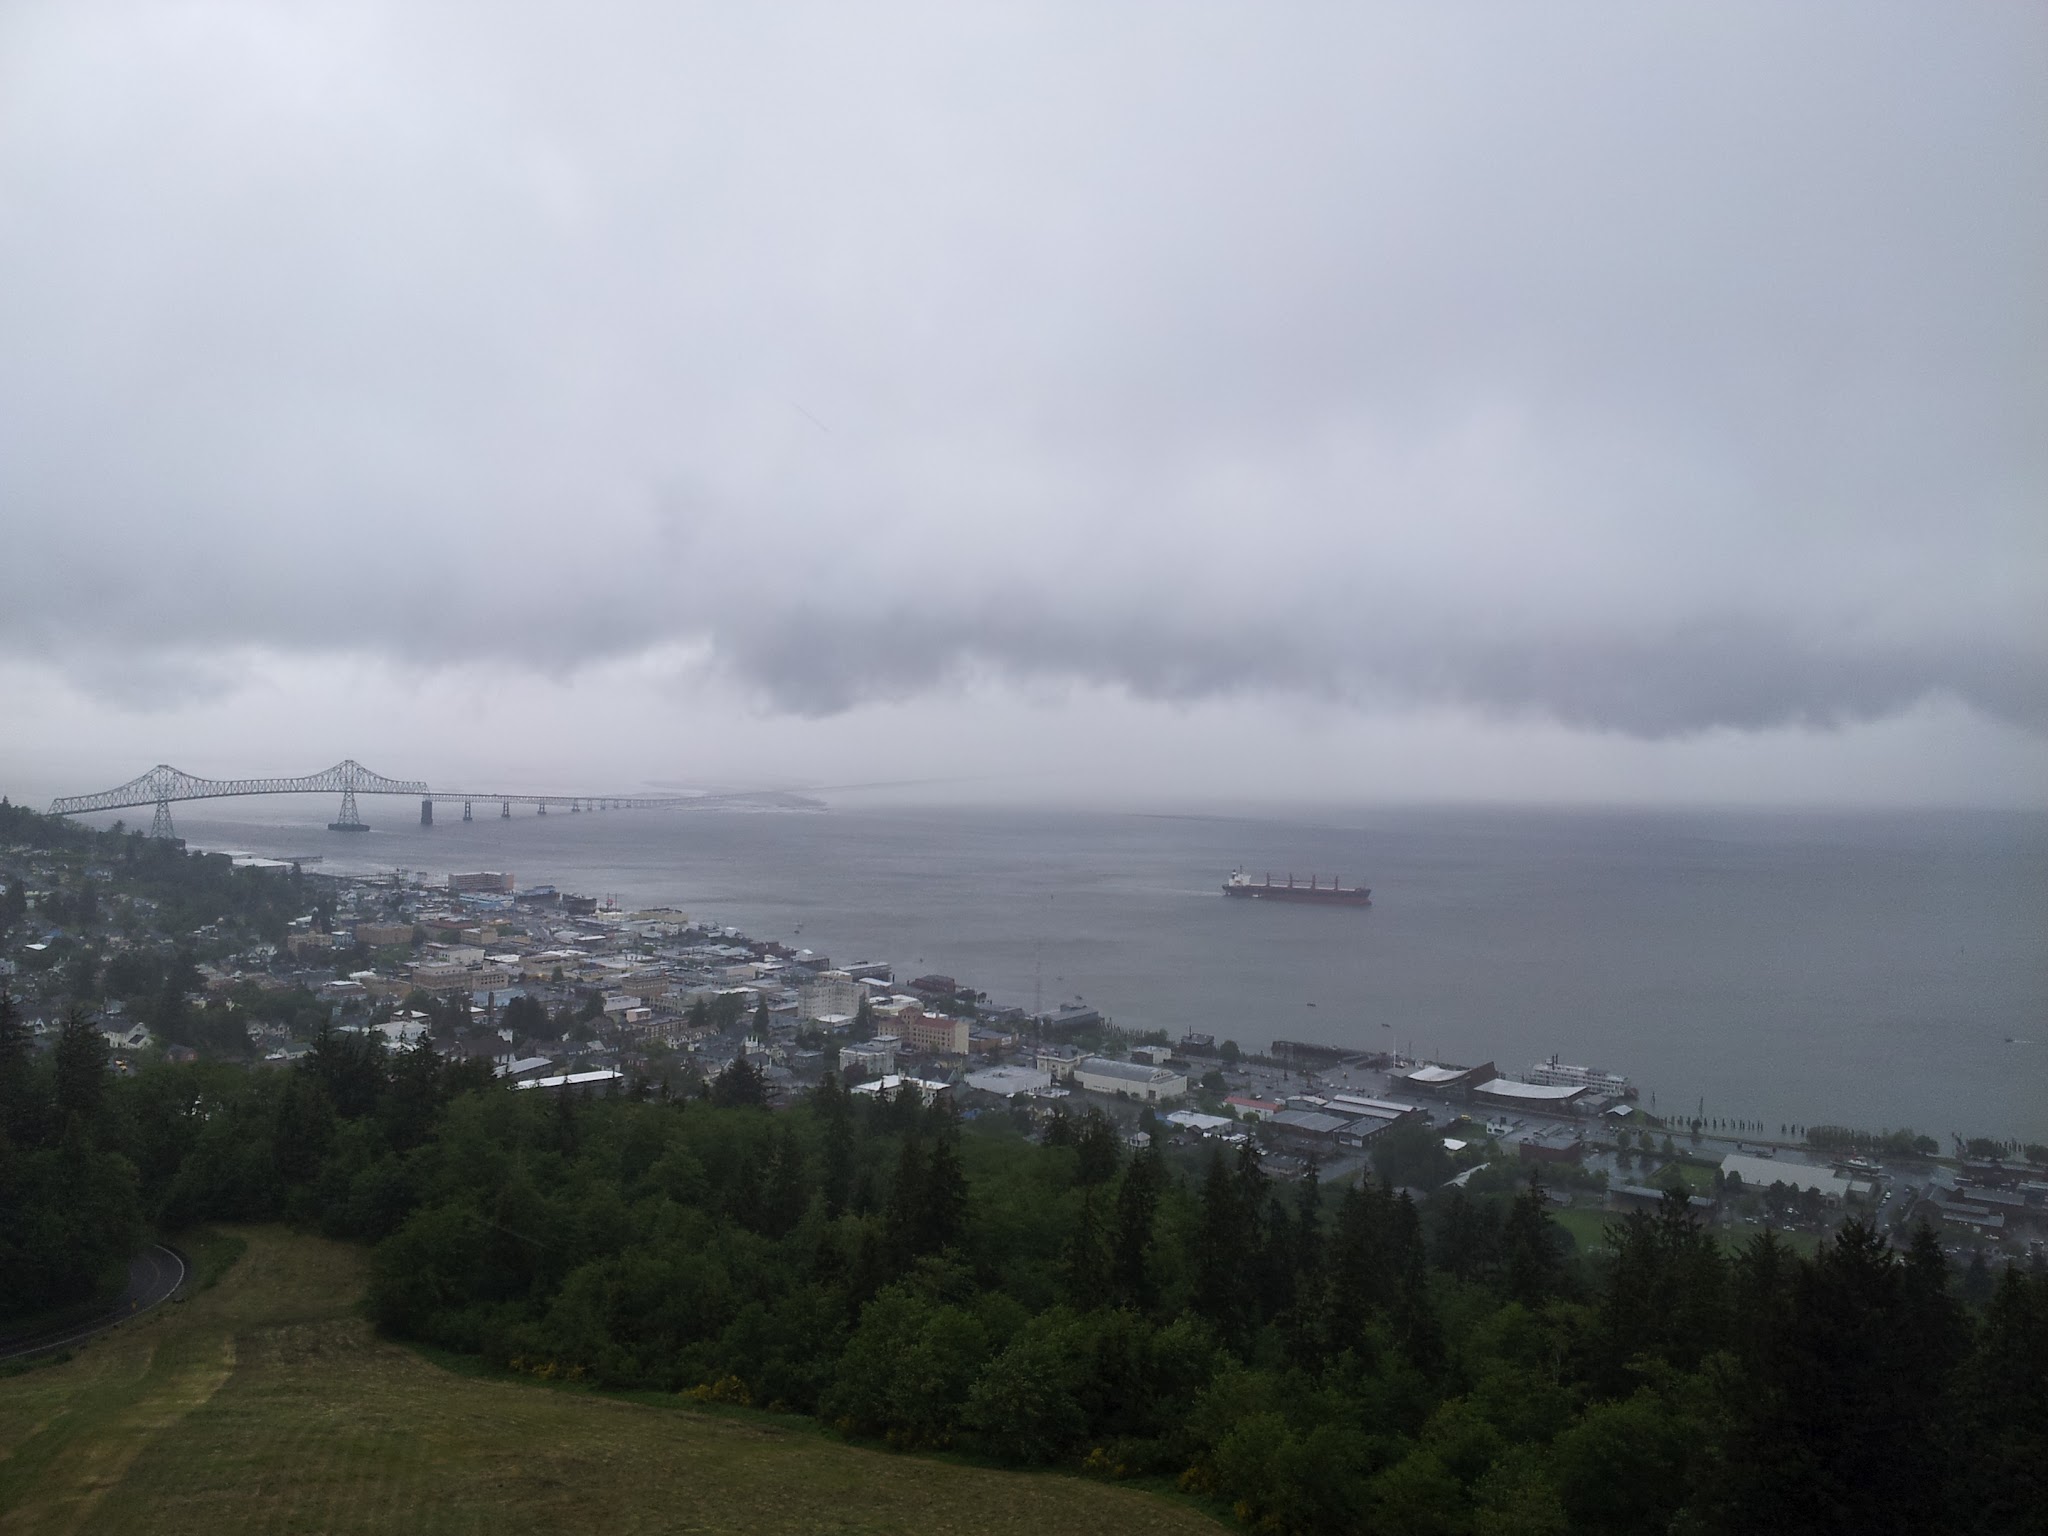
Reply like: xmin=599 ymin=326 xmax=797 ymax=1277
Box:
xmin=1472 ymin=1077 xmax=1590 ymax=1112
xmin=1072 ymin=1056 xmax=1186 ymax=1101
xmin=842 ymin=1041 xmax=897 ymax=1078
xmin=799 ymin=971 xmax=866 ymax=1021
xmin=964 ymin=1064 xmax=1052 ymax=1097
xmin=514 ymin=1069 xmax=625 ymax=1092
xmin=850 ymin=1074 xmax=951 ymax=1105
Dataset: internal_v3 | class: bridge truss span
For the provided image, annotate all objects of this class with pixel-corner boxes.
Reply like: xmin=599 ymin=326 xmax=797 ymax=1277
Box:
xmin=49 ymin=760 xmax=431 ymax=839
xmin=49 ymin=762 xmax=703 ymax=839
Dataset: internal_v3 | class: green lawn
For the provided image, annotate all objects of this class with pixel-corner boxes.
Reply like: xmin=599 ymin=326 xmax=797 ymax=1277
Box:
xmin=1646 ymin=1161 xmax=1719 ymax=1196
xmin=1552 ymin=1206 xmax=1619 ymax=1253
xmin=1718 ymin=1219 xmax=1824 ymax=1258
xmin=0 ymin=1228 xmax=1223 ymax=1535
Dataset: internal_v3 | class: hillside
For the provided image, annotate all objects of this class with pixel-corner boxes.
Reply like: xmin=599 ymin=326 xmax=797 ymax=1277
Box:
xmin=0 ymin=1229 xmax=1221 ymax=1535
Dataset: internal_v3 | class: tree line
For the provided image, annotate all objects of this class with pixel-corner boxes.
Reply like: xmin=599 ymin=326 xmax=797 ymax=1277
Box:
xmin=1 ymin=1004 xmax=2042 ymax=1534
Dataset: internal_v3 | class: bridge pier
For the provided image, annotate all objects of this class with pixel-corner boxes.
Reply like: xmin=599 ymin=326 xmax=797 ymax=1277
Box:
xmin=420 ymin=798 xmax=434 ymax=826
xmin=329 ymin=786 xmax=368 ymax=832
xmin=150 ymin=798 xmax=176 ymax=840
xmin=501 ymin=801 xmax=511 ymax=819
xmin=537 ymin=800 xmax=546 ymax=816
xmin=463 ymin=799 xmax=473 ymax=822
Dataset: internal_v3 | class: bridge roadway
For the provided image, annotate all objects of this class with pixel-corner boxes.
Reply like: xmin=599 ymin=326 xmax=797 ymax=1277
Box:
xmin=46 ymin=760 xmax=697 ymax=838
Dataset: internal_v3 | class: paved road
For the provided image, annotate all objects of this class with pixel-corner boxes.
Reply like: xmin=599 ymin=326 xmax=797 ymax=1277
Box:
xmin=0 ymin=1245 xmax=187 ymax=1364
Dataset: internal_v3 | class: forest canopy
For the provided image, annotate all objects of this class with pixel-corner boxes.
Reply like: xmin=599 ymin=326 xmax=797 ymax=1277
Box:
xmin=2 ymin=998 xmax=2042 ymax=1536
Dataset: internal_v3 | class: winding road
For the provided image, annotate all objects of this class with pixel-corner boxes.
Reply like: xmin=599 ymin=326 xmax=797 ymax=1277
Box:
xmin=0 ymin=1245 xmax=187 ymax=1364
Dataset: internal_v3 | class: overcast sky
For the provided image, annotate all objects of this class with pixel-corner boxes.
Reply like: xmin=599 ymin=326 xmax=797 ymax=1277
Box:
xmin=2 ymin=2 xmax=2042 ymax=808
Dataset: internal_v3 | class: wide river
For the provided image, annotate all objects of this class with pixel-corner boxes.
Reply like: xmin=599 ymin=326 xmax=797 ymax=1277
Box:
xmin=129 ymin=799 xmax=2048 ymax=1143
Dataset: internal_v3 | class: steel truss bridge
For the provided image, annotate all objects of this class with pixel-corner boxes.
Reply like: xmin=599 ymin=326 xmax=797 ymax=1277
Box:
xmin=47 ymin=761 xmax=696 ymax=840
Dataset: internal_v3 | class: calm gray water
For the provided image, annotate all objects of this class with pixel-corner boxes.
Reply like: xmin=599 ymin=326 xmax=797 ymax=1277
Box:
xmin=136 ymin=799 xmax=2048 ymax=1142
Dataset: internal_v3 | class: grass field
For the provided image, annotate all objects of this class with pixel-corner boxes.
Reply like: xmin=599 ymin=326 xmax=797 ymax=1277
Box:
xmin=1645 ymin=1161 xmax=1719 ymax=1196
xmin=0 ymin=1228 xmax=1222 ymax=1535
xmin=1551 ymin=1206 xmax=1619 ymax=1254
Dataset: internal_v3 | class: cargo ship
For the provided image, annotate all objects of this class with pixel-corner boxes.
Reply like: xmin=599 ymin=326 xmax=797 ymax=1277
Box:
xmin=1222 ymin=869 xmax=1371 ymax=906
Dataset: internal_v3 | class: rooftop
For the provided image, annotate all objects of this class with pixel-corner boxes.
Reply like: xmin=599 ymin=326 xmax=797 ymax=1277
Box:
xmin=964 ymin=1065 xmax=1053 ymax=1097
xmin=1406 ymin=1064 xmax=1469 ymax=1084
xmin=513 ymin=1069 xmax=625 ymax=1092
xmin=1474 ymin=1078 xmax=1588 ymax=1103
xmin=1077 ymin=1056 xmax=1181 ymax=1085
xmin=1327 ymin=1093 xmax=1420 ymax=1118
xmin=1720 ymin=1152 xmax=1850 ymax=1200
xmin=1268 ymin=1109 xmax=1351 ymax=1136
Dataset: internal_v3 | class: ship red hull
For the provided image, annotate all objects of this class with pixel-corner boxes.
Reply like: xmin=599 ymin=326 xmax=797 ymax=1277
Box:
xmin=1222 ymin=884 xmax=1371 ymax=906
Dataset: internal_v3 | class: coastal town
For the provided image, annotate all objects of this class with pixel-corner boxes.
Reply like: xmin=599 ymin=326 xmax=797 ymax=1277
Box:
xmin=5 ymin=825 xmax=2045 ymax=1271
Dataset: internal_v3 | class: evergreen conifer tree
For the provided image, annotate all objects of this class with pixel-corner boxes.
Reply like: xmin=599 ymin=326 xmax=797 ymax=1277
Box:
xmin=53 ymin=1006 xmax=107 ymax=1128
xmin=0 ymin=988 xmax=33 ymax=1141
xmin=1501 ymin=1172 xmax=1562 ymax=1305
xmin=918 ymin=1098 xmax=969 ymax=1254
xmin=1061 ymin=1190 xmax=1111 ymax=1310
xmin=1110 ymin=1137 xmax=1163 ymax=1312
xmin=1193 ymin=1148 xmax=1255 ymax=1350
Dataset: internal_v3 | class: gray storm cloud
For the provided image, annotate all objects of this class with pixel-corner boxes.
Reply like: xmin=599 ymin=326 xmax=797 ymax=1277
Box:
xmin=0 ymin=2 xmax=2041 ymax=739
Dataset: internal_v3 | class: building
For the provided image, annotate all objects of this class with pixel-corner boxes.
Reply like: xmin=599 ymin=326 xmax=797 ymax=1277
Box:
xmin=355 ymin=921 xmax=415 ymax=948
xmin=409 ymin=962 xmax=511 ymax=994
xmin=1327 ymin=1093 xmax=1423 ymax=1122
xmin=1612 ymin=1183 xmax=1715 ymax=1214
xmin=449 ymin=871 xmax=516 ymax=893
xmin=513 ymin=1068 xmax=624 ymax=1092
xmin=1474 ymin=1078 xmax=1591 ymax=1113
xmin=1524 ymin=1057 xmax=1635 ymax=1097
xmin=1039 ymin=1003 xmax=1104 ymax=1037
xmin=1266 ymin=1108 xmax=1352 ymax=1147
xmin=100 ymin=1022 xmax=153 ymax=1052
xmin=1399 ymin=1061 xmax=1497 ymax=1097
xmin=850 ymin=1074 xmax=952 ymax=1105
xmin=1035 ymin=1043 xmax=1082 ymax=1075
xmin=1935 ymin=1204 xmax=2006 ymax=1236
xmin=799 ymin=971 xmax=866 ymax=1022
xmin=897 ymin=1012 xmax=972 ymax=1056
xmin=1513 ymin=1125 xmax=1586 ymax=1163
xmin=1338 ymin=1116 xmax=1400 ymax=1148
xmin=618 ymin=969 xmax=670 ymax=1000
xmin=841 ymin=1041 xmax=897 ymax=1077
xmin=1720 ymin=1152 xmax=1851 ymax=1201
xmin=964 ymin=1064 xmax=1053 ymax=1097
xmin=1074 ymin=1056 xmax=1186 ymax=1101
